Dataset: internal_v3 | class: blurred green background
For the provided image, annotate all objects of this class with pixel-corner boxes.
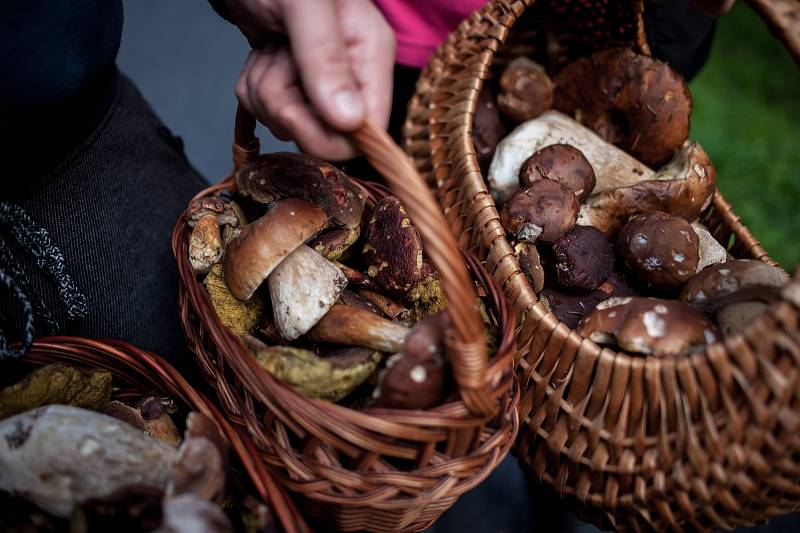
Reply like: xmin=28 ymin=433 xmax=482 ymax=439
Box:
xmin=690 ymin=2 xmax=800 ymax=269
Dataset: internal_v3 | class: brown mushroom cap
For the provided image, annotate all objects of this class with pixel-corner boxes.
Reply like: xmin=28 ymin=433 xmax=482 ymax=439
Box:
xmin=579 ymin=141 xmax=717 ymax=237
xmin=363 ymin=196 xmax=425 ymax=297
xmin=577 ymin=297 xmax=719 ymax=357
xmin=554 ymin=48 xmax=691 ymax=167
xmin=473 ymin=88 xmax=506 ymax=174
xmin=514 ymin=242 xmax=545 ymax=293
xmin=617 ymin=211 xmax=700 ymax=290
xmin=500 ymin=179 xmax=580 ymax=243
xmin=497 ymin=57 xmax=554 ymax=124
xmin=311 ymin=226 xmax=360 ymax=261
xmin=679 ymin=259 xmax=790 ymax=312
xmin=552 ymin=226 xmax=614 ymax=291
xmin=185 ymin=197 xmax=241 ymax=228
xmin=224 ymin=199 xmax=328 ymax=300
xmin=235 ymin=152 xmax=365 ymax=229
xmin=542 ymin=271 xmax=636 ymax=329
xmin=518 ymin=144 xmax=596 ymax=202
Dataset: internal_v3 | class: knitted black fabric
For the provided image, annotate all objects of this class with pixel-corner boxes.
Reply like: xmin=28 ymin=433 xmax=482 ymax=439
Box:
xmin=2 ymin=70 xmax=207 ymax=372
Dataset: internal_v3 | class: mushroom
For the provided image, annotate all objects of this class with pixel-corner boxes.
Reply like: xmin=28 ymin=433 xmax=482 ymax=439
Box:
xmin=554 ymin=48 xmax=692 ymax=168
xmin=234 ymin=152 xmax=365 ymax=229
xmin=186 ymin=198 xmax=247 ymax=272
xmin=356 ymin=289 xmax=412 ymax=323
xmin=307 ymin=304 xmax=411 ymax=353
xmin=692 ymin=222 xmax=728 ymax=272
xmin=311 ymin=226 xmax=360 ymax=261
xmin=514 ymin=242 xmax=545 ymax=293
xmin=185 ymin=412 xmax=228 ymax=472
xmin=576 ymin=297 xmax=719 ymax=357
xmin=243 ymin=336 xmax=381 ymax=402
xmin=552 ymin=225 xmax=613 ymax=291
xmin=185 ymin=197 xmax=241 ymax=229
xmin=0 ymin=364 xmax=112 ymax=420
xmin=518 ymin=144 xmax=596 ymax=202
xmin=137 ymin=394 xmax=181 ymax=446
xmin=189 ymin=214 xmax=223 ymax=274
xmin=267 ymin=244 xmax=347 ymax=341
xmin=335 ymin=262 xmax=383 ymax=292
xmin=616 ymin=211 xmax=700 ymax=291
xmin=373 ymin=312 xmax=450 ymax=410
xmin=100 ymin=400 xmax=146 ymax=430
xmin=168 ymin=436 xmax=225 ymax=502
xmin=497 ymin=57 xmax=554 ymax=124
xmin=338 ymin=289 xmax=382 ymax=316
xmin=204 ymin=264 xmax=264 ymax=336
xmin=541 ymin=271 xmax=636 ymax=329
xmin=580 ymin=141 xmax=717 ymax=237
xmin=0 ymin=405 xmax=177 ymax=518
xmin=487 ymin=110 xmax=653 ymax=205
xmin=473 ymin=88 xmax=506 ymax=174
xmin=158 ymin=494 xmax=233 ymax=533
xmin=679 ymin=259 xmax=790 ymax=337
xmin=500 ymin=179 xmax=580 ymax=243
xmin=224 ymin=198 xmax=328 ymax=300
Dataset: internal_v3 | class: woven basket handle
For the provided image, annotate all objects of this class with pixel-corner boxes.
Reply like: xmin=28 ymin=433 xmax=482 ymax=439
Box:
xmin=231 ymin=106 xmax=496 ymax=417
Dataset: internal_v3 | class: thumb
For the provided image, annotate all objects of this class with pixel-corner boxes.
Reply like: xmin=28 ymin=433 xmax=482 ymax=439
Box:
xmin=280 ymin=0 xmax=365 ymax=132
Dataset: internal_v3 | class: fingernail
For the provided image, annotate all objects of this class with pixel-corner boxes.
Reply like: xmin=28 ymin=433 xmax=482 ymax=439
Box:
xmin=332 ymin=90 xmax=365 ymax=125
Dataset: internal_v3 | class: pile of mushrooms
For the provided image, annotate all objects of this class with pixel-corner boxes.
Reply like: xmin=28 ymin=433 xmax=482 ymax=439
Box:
xmin=0 ymin=364 xmax=239 ymax=532
xmin=473 ymin=47 xmax=790 ymax=358
xmin=187 ymin=152 xmax=484 ymax=409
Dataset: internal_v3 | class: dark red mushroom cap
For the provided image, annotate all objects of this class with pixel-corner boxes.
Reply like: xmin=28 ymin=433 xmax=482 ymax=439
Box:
xmin=473 ymin=89 xmax=506 ymax=174
xmin=552 ymin=225 xmax=614 ymax=291
xmin=518 ymin=144 xmax=596 ymax=202
xmin=500 ymin=179 xmax=580 ymax=243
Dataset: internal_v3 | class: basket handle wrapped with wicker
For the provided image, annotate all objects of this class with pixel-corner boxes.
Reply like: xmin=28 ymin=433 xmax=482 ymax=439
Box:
xmin=173 ymin=106 xmax=519 ymax=531
xmin=403 ymin=0 xmax=800 ymax=531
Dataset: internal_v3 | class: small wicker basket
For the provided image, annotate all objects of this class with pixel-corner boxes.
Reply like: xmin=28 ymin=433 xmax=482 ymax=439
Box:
xmin=6 ymin=336 xmax=306 ymax=532
xmin=172 ymin=109 xmax=519 ymax=531
xmin=403 ymin=0 xmax=800 ymax=531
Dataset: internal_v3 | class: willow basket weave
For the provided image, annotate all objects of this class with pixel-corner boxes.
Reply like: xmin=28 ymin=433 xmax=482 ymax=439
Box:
xmin=6 ymin=336 xmax=305 ymax=533
xmin=173 ymin=109 xmax=519 ymax=532
xmin=403 ymin=0 xmax=800 ymax=531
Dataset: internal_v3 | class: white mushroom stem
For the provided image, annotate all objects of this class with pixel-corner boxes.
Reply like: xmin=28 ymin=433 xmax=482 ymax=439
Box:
xmin=0 ymin=405 xmax=177 ymax=518
xmin=308 ymin=304 xmax=411 ymax=352
xmin=268 ymin=245 xmax=347 ymax=341
xmin=487 ymin=110 xmax=653 ymax=204
xmin=692 ymin=222 xmax=728 ymax=272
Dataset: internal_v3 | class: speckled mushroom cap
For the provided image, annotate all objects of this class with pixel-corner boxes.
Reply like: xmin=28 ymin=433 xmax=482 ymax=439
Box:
xmin=580 ymin=141 xmax=717 ymax=237
xmin=363 ymin=195 xmax=425 ymax=297
xmin=617 ymin=211 xmax=700 ymax=290
xmin=235 ymin=152 xmax=365 ymax=229
xmin=680 ymin=259 xmax=790 ymax=312
xmin=186 ymin=197 xmax=241 ymax=227
xmin=554 ymin=47 xmax=691 ymax=168
xmin=576 ymin=296 xmax=719 ymax=357
xmin=552 ymin=225 xmax=614 ymax=291
xmin=224 ymin=199 xmax=328 ymax=300
xmin=518 ymin=144 xmax=596 ymax=202
xmin=500 ymin=179 xmax=580 ymax=243
xmin=497 ymin=57 xmax=554 ymax=124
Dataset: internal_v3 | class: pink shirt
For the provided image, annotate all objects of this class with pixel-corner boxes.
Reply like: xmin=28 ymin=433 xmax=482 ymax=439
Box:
xmin=374 ymin=0 xmax=487 ymax=68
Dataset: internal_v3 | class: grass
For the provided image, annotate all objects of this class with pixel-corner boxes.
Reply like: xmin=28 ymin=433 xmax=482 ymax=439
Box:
xmin=689 ymin=3 xmax=800 ymax=269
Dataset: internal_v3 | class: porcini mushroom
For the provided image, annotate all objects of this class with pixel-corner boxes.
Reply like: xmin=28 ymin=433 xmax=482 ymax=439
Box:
xmin=552 ymin=225 xmax=613 ymax=291
xmin=189 ymin=214 xmax=223 ymax=274
xmin=307 ymin=304 xmax=410 ymax=353
xmin=168 ymin=436 xmax=225 ymax=502
xmin=541 ymin=271 xmax=636 ymax=329
xmin=0 ymin=405 xmax=177 ymax=518
xmin=692 ymin=222 xmax=728 ymax=272
xmin=234 ymin=152 xmax=365 ymax=229
xmin=137 ymin=394 xmax=181 ymax=446
xmin=514 ymin=242 xmax=545 ymax=293
xmin=204 ymin=264 xmax=264 ymax=336
xmin=680 ymin=259 xmax=790 ymax=337
xmin=373 ymin=312 xmax=450 ymax=410
xmin=497 ymin=57 xmax=554 ymax=124
xmin=519 ymin=144 xmax=596 ymax=202
xmin=243 ymin=336 xmax=382 ymax=402
xmin=554 ymin=48 xmax=692 ymax=167
xmin=500 ymin=179 xmax=580 ymax=243
xmin=311 ymin=226 xmax=360 ymax=261
xmin=473 ymin=88 xmax=506 ymax=174
xmin=185 ymin=197 xmax=241 ymax=229
xmin=576 ymin=297 xmax=719 ymax=357
xmin=580 ymin=141 xmax=717 ymax=237
xmin=487 ymin=111 xmax=652 ymax=204
xmin=224 ymin=198 xmax=328 ymax=300
xmin=268 ymin=244 xmax=347 ymax=340
xmin=616 ymin=211 xmax=700 ymax=291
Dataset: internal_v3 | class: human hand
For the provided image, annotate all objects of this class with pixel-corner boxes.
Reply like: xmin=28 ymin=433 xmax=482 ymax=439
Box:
xmin=688 ymin=0 xmax=735 ymax=17
xmin=224 ymin=0 xmax=395 ymax=160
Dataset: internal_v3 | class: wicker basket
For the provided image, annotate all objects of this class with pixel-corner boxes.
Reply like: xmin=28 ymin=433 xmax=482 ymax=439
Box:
xmin=172 ymin=109 xmax=519 ymax=532
xmin=403 ymin=0 xmax=800 ymax=531
xmin=5 ymin=336 xmax=306 ymax=532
